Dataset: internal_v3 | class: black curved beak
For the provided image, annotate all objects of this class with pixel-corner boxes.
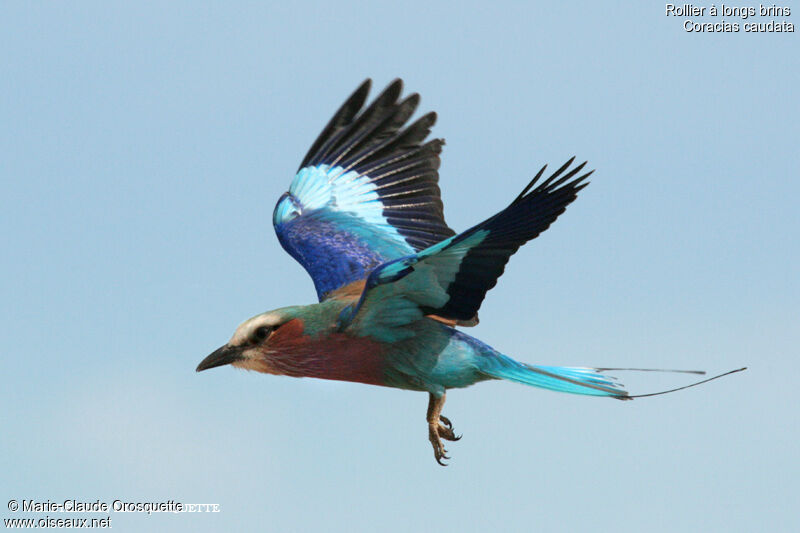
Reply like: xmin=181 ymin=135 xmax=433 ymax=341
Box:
xmin=196 ymin=344 xmax=244 ymax=372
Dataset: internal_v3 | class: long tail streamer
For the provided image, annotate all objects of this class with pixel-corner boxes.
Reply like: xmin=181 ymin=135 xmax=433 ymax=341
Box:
xmin=605 ymin=367 xmax=747 ymax=399
xmin=597 ymin=367 xmax=706 ymax=375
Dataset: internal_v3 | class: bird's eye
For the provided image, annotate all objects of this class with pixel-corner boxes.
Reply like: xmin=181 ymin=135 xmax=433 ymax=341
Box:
xmin=252 ymin=326 xmax=272 ymax=343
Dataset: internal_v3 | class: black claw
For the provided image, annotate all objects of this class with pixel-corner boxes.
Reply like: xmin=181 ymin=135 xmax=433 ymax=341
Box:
xmin=439 ymin=429 xmax=460 ymax=442
xmin=440 ymin=416 xmax=453 ymax=429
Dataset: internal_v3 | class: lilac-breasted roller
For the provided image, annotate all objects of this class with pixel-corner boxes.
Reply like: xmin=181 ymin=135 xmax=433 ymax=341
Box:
xmin=197 ymin=79 xmax=745 ymax=464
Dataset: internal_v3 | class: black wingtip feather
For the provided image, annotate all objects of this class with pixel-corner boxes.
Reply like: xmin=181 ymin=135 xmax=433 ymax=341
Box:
xmin=547 ymin=160 xmax=588 ymax=191
xmin=512 ymin=164 xmax=548 ymax=204
xmin=299 ymin=79 xmax=372 ymax=170
xmin=512 ymin=157 xmax=592 ymax=206
xmin=429 ymin=156 xmax=594 ymax=321
xmin=305 ymin=78 xmax=440 ymax=171
xmin=308 ymin=80 xmax=400 ymax=167
xmin=538 ymin=156 xmax=576 ymax=190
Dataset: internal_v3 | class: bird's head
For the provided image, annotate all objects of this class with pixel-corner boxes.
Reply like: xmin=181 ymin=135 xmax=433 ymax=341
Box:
xmin=196 ymin=306 xmax=306 ymax=374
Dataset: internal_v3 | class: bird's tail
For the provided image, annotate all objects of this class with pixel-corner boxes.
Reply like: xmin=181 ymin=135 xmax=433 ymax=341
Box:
xmin=479 ymin=355 xmax=629 ymax=399
xmin=480 ymin=354 xmax=747 ymax=399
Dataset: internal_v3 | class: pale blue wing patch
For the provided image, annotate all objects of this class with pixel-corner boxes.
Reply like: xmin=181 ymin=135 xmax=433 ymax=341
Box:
xmin=275 ymin=164 xmax=408 ymax=249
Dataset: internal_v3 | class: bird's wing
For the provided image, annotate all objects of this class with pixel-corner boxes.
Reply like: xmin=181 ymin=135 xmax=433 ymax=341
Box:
xmin=273 ymin=79 xmax=455 ymax=300
xmin=341 ymin=158 xmax=592 ymax=341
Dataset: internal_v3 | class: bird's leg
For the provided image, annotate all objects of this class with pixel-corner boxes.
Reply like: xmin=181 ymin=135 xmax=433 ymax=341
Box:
xmin=426 ymin=392 xmax=462 ymax=466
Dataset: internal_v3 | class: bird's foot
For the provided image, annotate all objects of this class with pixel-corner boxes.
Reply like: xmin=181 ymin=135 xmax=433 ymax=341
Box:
xmin=428 ymin=416 xmax=462 ymax=465
xmin=428 ymin=422 xmax=450 ymax=466
xmin=426 ymin=393 xmax=462 ymax=466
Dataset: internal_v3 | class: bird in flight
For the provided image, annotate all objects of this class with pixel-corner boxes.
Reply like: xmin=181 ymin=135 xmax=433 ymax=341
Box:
xmin=197 ymin=79 xmax=744 ymax=464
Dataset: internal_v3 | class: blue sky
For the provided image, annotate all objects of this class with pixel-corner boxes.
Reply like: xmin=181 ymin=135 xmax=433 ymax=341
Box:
xmin=2 ymin=2 xmax=798 ymax=532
